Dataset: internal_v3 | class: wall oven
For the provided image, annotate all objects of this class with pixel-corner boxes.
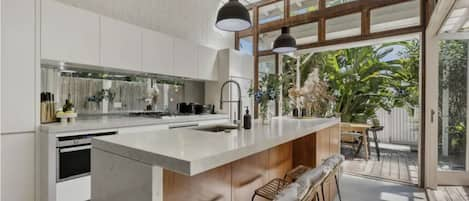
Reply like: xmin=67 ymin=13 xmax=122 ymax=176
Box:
xmin=56 ymin=132 xmax=116 ymax=182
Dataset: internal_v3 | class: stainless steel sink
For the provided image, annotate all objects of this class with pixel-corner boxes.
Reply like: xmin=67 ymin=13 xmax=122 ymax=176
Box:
xmin=193 ymin=124 xmax=239 ymax=133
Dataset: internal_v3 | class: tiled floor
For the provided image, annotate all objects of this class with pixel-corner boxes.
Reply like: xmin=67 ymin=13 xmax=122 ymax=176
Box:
xmin=342 ymin=143 xmax=419 ymax=184
xmin=427 ymin=186 xmax=469 ymax=201
xmin=338 ymin=174 xmax=427 ymax=201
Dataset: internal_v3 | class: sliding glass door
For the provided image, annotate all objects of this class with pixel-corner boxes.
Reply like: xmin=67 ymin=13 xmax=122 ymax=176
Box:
xmin=425 ymin=0 xmax=469 ymax=187
xmin=437 ymin=39 xmax=469 ymax=174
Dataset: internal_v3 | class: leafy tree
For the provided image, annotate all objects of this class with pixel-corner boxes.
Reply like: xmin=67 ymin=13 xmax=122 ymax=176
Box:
xmin=282 ymin=40 xmax=420 ymax=123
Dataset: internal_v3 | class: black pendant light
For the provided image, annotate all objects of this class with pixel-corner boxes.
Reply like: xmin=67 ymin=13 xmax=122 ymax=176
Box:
xmin=273 ymin=27 xmax=297 ymax=53
xmin=216 ymin=0 xmax=252 ymax=32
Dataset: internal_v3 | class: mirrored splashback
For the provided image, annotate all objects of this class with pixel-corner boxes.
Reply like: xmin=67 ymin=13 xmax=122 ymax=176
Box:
xmin=41 ymin=64 xmax=205 ymax=115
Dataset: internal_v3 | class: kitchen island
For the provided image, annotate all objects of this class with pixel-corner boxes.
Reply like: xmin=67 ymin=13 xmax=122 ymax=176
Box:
xmin=91 ymin=117 xmax=341 ymax=201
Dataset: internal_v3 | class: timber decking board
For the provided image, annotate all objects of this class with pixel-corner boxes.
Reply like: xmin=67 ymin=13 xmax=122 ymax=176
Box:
xmin=428 ymin=186 xmax=469 ymax=201
xmin=342 ymin=148 xmax=419 ymax=184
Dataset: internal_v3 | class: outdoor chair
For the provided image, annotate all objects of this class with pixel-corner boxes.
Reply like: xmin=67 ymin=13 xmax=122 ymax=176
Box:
xmin=341 ymin=130 xmax=364 ymax=158
xmin=355 ymin=126 xmax=384 ymax=161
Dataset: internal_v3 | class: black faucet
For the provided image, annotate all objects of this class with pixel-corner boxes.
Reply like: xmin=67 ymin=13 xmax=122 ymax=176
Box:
xmin=220 ymin=80 xmax=242 ymax=128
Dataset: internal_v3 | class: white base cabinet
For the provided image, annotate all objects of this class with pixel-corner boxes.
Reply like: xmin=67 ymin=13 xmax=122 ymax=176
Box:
xmin=1 ymin=133 xmax=36 ymax=201
xmin=41 ymin=0 xmax=100 ymax=65
xmin=56 ymin=176 xmax=90 ymax=201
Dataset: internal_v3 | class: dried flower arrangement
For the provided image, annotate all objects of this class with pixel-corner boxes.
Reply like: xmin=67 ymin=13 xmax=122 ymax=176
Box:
xmin=288 ymin=68 xmax=335 ymax=117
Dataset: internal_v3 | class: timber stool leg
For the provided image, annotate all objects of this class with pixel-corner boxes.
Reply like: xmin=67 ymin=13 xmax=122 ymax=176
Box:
xmin=335 ymin=174 xmax=342 ymax=201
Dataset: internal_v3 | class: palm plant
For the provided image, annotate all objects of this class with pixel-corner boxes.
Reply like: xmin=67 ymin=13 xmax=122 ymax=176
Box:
xmin=282 ymin=40 xmax=420 ymax=123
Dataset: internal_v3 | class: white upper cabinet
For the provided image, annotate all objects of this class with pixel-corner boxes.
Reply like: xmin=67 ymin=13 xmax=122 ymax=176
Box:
xmin=229 ymin=49 xmax=254 ymax=79
xmin=173 ymin=38 xmax=198 ymax=79
xmin=41 ymin=0 xmax=100 ymax=65
xmin=142 ymin=29 xmax=174 ymax=76
xmin=197 ymin=45 xmax=218 ymax=81
xmin=1 ymin=0 xmax=36 ymax=133
xmin=100 ymin=16 xmax=142 ymax=71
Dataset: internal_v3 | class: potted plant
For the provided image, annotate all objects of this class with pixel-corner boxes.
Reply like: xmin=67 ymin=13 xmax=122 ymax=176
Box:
xmin=249 ymin=74 xmax=282 ymax=124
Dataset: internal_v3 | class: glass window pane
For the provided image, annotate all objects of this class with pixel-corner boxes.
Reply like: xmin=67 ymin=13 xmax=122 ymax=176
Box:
xmin=239 ymin=36 xmax=253 ymax=55
xmin=290 ymin=22 xmax=318 ymax=45
xmin=440 ymin=6 xmax=469 ymax=33
xmin=438 ymin=40 xmax=468 ymax=171
xmin=325 ymin=0 xmax=356 ymax=8
xmin=259 ymin=55 xmax=276 ymax=78
xmin=326 ymin=13 xmax=361 ymax=40
xmin=258 ymin=55 xmax=278 ymax=116
xmin=259 ymin=1 xmax=284 ymax=24
xmin=371 ymin=0 xmax=420 ymax=33
xmin=258 ymin=30 xmax=281 ymax=51
xmin=290 ymin=0 xmax=319 ymax=17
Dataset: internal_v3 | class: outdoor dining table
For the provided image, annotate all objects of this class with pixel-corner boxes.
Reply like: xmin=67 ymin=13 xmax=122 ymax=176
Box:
xmin=341 ymin=122 xmax=372 ymax=160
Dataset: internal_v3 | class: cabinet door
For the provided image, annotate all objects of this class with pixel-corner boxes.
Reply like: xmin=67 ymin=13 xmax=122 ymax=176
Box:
xmin=1 ymin=0 xmax=36 ymax=133
xmin=315 ymin=128 xmax=331 ymax=166
xmin=173 ymin=38 xmax=197 ymax=78
xmin=197 ymin=45 xmax=218 ymax=81
xmin=100 ymin=16 xmax=142 ymax=71
xmin=228 ymin=49 xmax=243 ymax=77
xmin=329 ymin=125 xmax=341 ymax=155
xmin=142 ymin=29 xmax=174 ymax=76
xmin=42 ymin=0 xmax=100 ymax=65
xmin=240 ymin=53 xmax=254 ymax=79
xmin=229 ymin=50 xmax=254 ymax=79
xmin=2 ymin=133 xmax=36 ymax=201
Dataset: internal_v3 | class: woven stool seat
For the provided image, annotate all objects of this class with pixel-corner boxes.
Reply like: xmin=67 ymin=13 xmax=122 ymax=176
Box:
xmin=252 ymin=178 xmax=289 ymax=200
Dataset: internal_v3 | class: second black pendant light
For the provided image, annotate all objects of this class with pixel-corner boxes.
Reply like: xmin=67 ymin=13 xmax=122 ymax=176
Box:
xmin=273 ymin=27 xmax=297 ymax=53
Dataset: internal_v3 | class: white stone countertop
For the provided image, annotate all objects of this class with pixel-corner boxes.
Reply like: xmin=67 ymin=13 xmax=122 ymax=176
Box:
xmin=40 ymin=114 xmax=229 ymax=134
xmin=92 ymin=117 xmax=340 ymax=176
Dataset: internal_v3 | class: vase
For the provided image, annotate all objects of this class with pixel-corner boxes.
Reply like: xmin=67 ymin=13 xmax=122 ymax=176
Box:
xmin=260 ymin=102 xmax=273 ymax=125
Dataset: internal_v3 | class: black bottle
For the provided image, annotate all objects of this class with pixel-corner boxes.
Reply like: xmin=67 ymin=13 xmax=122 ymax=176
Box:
xmin=243 ymin=107 xmax=252 ymax=129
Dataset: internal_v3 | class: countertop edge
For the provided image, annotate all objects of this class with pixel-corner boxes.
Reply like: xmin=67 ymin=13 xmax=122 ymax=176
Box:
xmin=40 ymin=114 xmax=230 ymax=134
xmin=188 ymin=118 xmax=340 ymax=176
xmin=93 ymin=118 xmax=340 ymax=176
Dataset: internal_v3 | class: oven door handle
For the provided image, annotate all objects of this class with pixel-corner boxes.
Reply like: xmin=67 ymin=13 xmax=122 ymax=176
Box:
xmin=59 ymin=145 xmax=91 ymax=153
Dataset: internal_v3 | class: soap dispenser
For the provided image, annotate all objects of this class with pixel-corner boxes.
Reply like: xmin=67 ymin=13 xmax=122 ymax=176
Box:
xmin=243 ymin=107 xmax=252 ymax=129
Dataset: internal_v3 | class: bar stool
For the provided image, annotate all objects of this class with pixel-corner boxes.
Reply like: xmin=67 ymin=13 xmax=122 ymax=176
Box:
xmin=284 ymin=165 xmax=311 ymax=182
xmin=251 ymin=166 xmax=327 ymax=201
xmin=322 ymin=155 xmax=345 ymax=201
xmin=251 ymin=178 xmax=289 ymax=201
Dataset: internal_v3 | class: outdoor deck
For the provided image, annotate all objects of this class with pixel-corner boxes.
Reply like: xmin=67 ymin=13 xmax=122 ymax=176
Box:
xmin=427 ymin=186 xmax=469 ymax=201
xmin=341 ymin=144 xmax=419 ymax=185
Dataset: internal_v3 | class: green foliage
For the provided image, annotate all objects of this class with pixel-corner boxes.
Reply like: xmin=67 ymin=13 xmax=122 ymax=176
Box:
xmin=249 ymin=74 xmax=282 ymax=118
xmin=282 ymin=40 xmax=420 ymax=123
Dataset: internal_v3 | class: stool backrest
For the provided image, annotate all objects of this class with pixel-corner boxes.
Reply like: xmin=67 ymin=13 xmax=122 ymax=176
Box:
xmin=300 ymin=171 xmax=328 ymax=201
xmin=300 ymin=155 xmax=344 ymax=201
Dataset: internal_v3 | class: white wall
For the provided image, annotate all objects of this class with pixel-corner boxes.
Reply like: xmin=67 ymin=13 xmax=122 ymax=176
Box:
xmin=55 ymin=0 xmax=234 ymax=50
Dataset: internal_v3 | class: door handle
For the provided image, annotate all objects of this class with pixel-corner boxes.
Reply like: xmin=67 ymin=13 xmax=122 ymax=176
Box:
xmin=431 ymin=109 xmax=435 ymax=123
